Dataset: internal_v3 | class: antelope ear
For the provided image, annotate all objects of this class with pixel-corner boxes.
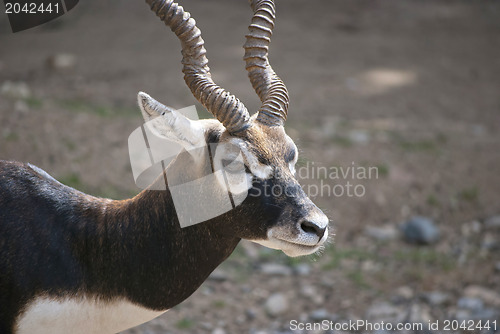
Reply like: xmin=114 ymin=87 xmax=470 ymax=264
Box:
xmin=138 ymin=91 xmax=175 ymax=121
xmin=137 ymin=92 xmax=206 ymax=151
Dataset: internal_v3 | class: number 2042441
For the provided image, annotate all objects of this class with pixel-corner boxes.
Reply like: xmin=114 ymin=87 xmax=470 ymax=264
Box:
xmin=5 ymin=2 xmax=60 ymax=14
xmin=442 ymin=320 xmax=497 ymax=331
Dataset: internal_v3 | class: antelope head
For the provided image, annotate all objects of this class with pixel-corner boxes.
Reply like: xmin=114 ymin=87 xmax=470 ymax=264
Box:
xmin=140 ymin=0 xmax=330 ymax=257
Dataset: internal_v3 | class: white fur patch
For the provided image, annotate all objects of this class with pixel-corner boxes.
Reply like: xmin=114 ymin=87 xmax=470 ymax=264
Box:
xmin=15 ymin=296 xmax=166 ymax=334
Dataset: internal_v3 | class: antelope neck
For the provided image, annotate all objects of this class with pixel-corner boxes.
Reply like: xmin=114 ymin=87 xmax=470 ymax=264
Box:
xmin=76 ymin=187 xmax=241 ymax=311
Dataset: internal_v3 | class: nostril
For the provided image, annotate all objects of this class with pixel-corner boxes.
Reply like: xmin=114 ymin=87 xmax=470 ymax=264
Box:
xmin=300 ymin=220 xmax=326 ymax=239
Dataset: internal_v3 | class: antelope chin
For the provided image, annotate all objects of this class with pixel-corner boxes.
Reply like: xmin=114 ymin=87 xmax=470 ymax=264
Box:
xmin=276 ymin=239 xmax=324 ymax=257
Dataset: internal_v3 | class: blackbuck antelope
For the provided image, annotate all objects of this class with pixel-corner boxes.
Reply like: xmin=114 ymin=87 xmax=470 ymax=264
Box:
xmin=0 ymin=0 xmax=330 ymax=333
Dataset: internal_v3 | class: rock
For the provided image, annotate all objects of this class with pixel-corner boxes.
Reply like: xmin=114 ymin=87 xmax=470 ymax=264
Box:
xmin=348 ymin=129 xmax=370 ymax=144
xmin=401 ymin=216 xmax=440 ymax=244
xmin=300 ymin=285 xmax=317 ymax=298
xmin=464 ymin=286 xmax=500 ymax=307
xmin=484 ymin=215 xmax=500 ymax=229
xmin=240 ymin=240 xmax=259 ymax=259
xmin=366 ymin=302 xmax=406 ymax=324
xmin=458 ymin=297 xmax=484 ymax=311
xmin=259 ymin=263 xmax=292 ymax=276
xmin=14 ymin=100 xmax=29 ymax=113
xmin=320 ymin=276 xmax=335 ymax=287
xmin=472 ymin=308 xmax=500 ymax=321
xmin=201 ymin=286 xmax=214 ymax=296
xmin=299 ymin=312 xmax=309 ymax=323
xmin=408 ymin=303 xmax=432 ymax=324
xmin=423 ymin=291 xmax=449 ymax=306
xmin=246 ymin=308 xmax=257 ymax=320
xmin=294 ymin=263 xmax=311 ymax=276
xmin=200 ymin=322 xmax=213 ymax=330
xmin=461 ymin=220 xmax=481 ymax=236
xmin=265 ymin=293 xmax=289 ymax=317
xmin=47 ymin=53 xmax=77 ymax=70
xmin=310 ymin=309 xmax=339 ymax=324
xmin=1 ymin=81 xmax=31 ymax=99
xmin=455 ymin=308 xmax=500 ymax=322
xmin=300 ymin=284 xmax=324 ymax=305
xmin=208 ymin=269 xmax=229 ymax=281
xmin=395 ymin=286 xmax=414 ymax=300
xmin=212 ymin=328 xmax=226 ymax=334
xmin=240 ymin=284 xmax=252 ymax=293
xmin=495 ymin=262 xmax=500 ymax=272
xmin=309 ymin=309 xmax=331 ymax=321
xmin=471 ymin=124 xmax=486 ymax=136
xmin=361 ymin=260 xmax=380 ymax=272
xmin=365 ymin=225 xmax=398 ymax=242
xmin=481 ymin=233 xmax=498 ymax=250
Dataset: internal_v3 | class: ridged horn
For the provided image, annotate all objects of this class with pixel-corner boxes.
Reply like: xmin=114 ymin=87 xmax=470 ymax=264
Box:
xmin=146 ymin=0 xmax=251 ymax=133
xmin=244 ymin=0 xmax=289 ymax=126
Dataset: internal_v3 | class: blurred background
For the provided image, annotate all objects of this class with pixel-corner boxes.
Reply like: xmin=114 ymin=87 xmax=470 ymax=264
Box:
xmin=1 ymin=0 xmax=499 ymax=333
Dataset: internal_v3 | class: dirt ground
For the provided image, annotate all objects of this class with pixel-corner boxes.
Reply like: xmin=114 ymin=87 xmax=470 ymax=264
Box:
xmin=1 ymin=0 xmax=500 ymax=333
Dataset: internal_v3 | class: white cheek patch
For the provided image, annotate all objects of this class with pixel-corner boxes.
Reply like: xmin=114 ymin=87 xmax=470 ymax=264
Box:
xmin=216 ymin=151 xmax=252 ymax=196
xmin=249 ymin=162 xmax=273 ymax=180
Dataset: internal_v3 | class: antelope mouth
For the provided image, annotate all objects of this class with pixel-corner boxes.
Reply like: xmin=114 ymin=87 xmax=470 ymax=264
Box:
xmin=273 ymin=237 xmax=323 ymax=249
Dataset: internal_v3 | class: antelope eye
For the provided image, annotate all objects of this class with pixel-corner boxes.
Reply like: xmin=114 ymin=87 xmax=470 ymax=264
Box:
xmin=222 ymin=159 xmax=245 ymax=174
xmin=284 ymin=148 xmax=297 ymax=163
